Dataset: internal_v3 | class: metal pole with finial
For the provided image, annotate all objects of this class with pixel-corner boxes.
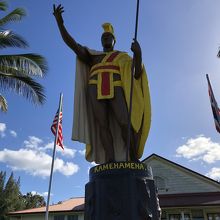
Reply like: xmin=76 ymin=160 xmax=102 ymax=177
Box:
xmin=126 ymin=0 xmax=140 ymax=161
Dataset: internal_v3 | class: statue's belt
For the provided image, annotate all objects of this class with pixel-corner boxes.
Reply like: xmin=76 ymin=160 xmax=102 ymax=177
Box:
xmin=88 ymin=65 xmax=122 ymax=99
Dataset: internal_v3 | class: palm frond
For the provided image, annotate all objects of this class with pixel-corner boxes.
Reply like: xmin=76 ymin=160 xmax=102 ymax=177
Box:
xmin=0 ymin=94 xmax=7 ymax=112
xmin=0 ymin=65 xmax=28 ymax=76
xmin=0 ymin=54 xmax=48 ymax=76
xmin=0 ymin=72 xmax=45 ymax=105
xmin=0 ymin=2 xmax=47 ymax=109
xmin=0 ymin=30 xmax=28 ymax=48
xmin=0 ymin=8 xmax=26 ymax=26
xmin=0 ymin=1 xmax=7 ymax=11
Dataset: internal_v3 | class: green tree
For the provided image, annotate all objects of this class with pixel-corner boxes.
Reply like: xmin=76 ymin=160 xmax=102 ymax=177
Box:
xmin=0 ymin=172 xmax=23 ymax=220
xmin=0 ymin=172 xmax=6 ymax=218
xmin=22 ymin=192 xmax=46 ymax=209
xmin=0 ymin=0 xmax=47 ymax=112
xmin=3 ymin=173 xmax=23 ymax=212
xmin=0 ymin=172 xmax=46 ymax=220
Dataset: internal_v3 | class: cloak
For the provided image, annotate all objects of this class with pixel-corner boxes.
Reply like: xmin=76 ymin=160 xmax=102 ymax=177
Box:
xmin=72 ymin=49 xmax=151 ymax=164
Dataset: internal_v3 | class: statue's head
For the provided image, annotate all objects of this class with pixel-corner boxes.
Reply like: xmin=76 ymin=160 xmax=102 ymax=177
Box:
xmin=101 ymin=23 xmax=116 ymax=51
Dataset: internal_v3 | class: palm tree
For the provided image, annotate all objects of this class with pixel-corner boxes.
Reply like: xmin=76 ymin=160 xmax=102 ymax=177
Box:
xmin=0 ymin=1 xmax=47 ymax=112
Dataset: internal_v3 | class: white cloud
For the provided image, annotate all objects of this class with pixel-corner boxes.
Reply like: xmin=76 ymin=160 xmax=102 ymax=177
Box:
xmin=0 ymin=123 xmax=6 ymax=137
xmin=41 ymin=192 xmax=50 ymax=197
xmin=0 ymin=148 xmax=79 ymax=177
xmin=31 ymin=191 xmax=52 ymax=197
xmin=24 ymin=136 xmax=43 ymax=149
xmin=10 ymin=130 xmax=17 ymax=137
xmin=0 ymin=136 xmax=80 ymax=178
xmin=176 ymin=135 xmax=220 ymax=163
xmin=206 ymin=167 xmax=220 ymax=180
xmin=45 ymin=142 xmax=76 ymax=158
xmin=78 ymin=149 xmax=86 ymax=156
xmin=22 ymin=137 xmax=76 ymax=158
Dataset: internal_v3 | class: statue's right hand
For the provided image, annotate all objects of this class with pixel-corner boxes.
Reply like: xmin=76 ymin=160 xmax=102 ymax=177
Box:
xmin=53 ymin=4 xmax=64 ymax=24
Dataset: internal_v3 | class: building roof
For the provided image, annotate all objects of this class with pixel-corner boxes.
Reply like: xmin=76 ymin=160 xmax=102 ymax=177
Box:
xmin=142 ymin=154 xmax=220 ymax=187
xmin=9 ymin=197 xmax=84 ymax=215
xmin=159 ymin=192 xmax=220 ymax=208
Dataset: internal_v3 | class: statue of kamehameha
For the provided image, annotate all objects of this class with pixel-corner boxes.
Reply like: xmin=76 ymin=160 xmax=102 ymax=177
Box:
xmin=53 ymin=4 xmax=151 ymax=164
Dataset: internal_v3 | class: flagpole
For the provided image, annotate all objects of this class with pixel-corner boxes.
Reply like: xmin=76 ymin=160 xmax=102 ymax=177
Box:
xmin=206 ymin=74 xmax=214 ymax=93
xmin=126 ymin=0 xmax=140 ymax=161
xmin=45 ymin=93 xmax=63 ymax=220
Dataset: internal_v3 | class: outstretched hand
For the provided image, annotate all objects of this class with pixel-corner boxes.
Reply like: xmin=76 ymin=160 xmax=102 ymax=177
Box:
xmin=53 ymin=4 xmax=64 ymax=24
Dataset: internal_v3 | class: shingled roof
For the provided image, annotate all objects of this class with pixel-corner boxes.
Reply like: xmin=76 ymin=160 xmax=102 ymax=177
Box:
xmin=159 ymin=192 xmax=220 ymax=207
xmin=8 ymin=197 xmax=84 ymax=215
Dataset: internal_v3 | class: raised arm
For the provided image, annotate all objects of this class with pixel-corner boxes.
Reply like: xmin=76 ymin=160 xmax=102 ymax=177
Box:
xmin=131 ymin=39 xmax=143 ymax=79
xmin=53 ymin=4 xmax=91 ymax=64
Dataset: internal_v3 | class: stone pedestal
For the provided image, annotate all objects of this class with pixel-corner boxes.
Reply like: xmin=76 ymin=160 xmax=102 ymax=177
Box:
xmin=84 ymin=162 xmax=160 ymax=220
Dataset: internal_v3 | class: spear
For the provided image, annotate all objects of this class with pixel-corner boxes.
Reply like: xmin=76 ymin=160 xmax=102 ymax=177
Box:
xmin=126 ymin=0 xmax=140 ymax=161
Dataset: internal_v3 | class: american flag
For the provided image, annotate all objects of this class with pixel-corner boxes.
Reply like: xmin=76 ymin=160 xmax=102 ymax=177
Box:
xmin=51 ymin=108 xmax=64 ymax=149
xmin=206 ymin=74 xmax=220 ymax=133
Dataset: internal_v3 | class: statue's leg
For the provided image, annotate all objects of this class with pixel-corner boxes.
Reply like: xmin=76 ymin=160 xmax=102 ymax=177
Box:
xmin=88 ymin=85 xmax=115 ymax=162
xmin=110 ymin=87 xmax=138 ymax=161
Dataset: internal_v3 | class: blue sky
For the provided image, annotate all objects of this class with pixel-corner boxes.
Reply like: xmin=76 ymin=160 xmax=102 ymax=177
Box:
xmin=1 ymin=0 xmax=220 ymax=204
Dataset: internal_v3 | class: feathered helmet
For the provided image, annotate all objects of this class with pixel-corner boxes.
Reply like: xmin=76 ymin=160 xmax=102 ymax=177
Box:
xmin=102 ymin=22 xmax=116 ymax=42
